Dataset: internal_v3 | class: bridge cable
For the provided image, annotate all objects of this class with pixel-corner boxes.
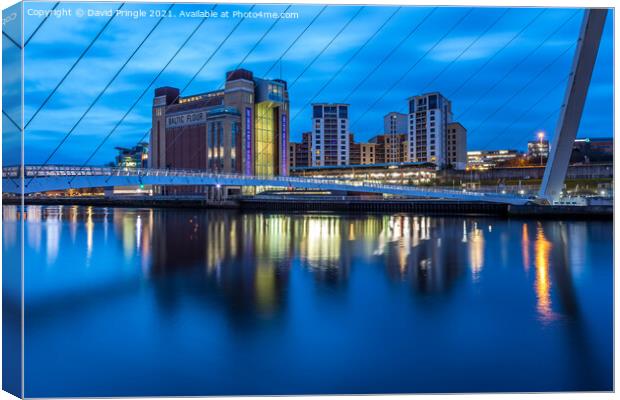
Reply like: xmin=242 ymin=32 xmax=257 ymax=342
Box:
xmin=2 ymin=31 xmax=21 ymax=48
xmin=70 ymin=4 xmax=221 ymax=184
xmin=261 ymin=5 xmax=328 ymax=79
xmin=161 ymin=5 xmax=293 ymax=158
xmin=2 ymin=110 xmax=21 ymax=132
xmin=26 ymin=4 xmax=176 ymax=186
xmin=2 ymin=111 xmax=22 ymax=185
xmin=132 ymin=4 xmax=257 ymax=150
xmin=504 ymin=106 xmax=562 ymax=151
xmin=480 ymin=74 xmax=569 ymax=150
xmin=100 ymin=4 xmax=260 ymax=184
xmin=184 ymin=5 xmax=364 ymax=167
xmin=290 ymin=6 xmax=402 ymax=123
xmin=340 ymin=7 xmax=437 ymax=104
xmin=418 ymin=8 xmax=510 ymax=95
xmin=373 ymin=8 xmax=513 ymax=124
xmin=464 ymin=44 xmax=575 ymax=139
xmin=454 ymin=9 xmax=580 ymax=121
xmin=218 ymin=4 xmax=293 ymax=90
xmin=349 ymin=7 xmax=475 ymax=132
xmin=181 ymin=5 xmax=338 ymax=167
xmin=24 ymin=3 xmax=126 ymax=130
xmin=447 ymin=9 xmax=547 ymax=99
xmin=288 ymin=6 xmax=366 ymax=89
xmin=24 ymin=2 xmax=61 ymax=47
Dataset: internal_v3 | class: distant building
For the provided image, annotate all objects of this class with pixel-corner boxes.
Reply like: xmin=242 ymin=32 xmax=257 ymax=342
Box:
xmin=289 ymin=132 xmax=311 ymax=168
xmin=467 ymin=149 xmax=522 ymax=169
xmin=527 ymin=139 xmax=550 ymax=159
xmin=291 ymin=162 xmax=437 ymax=186
xmin=384 ymin=112 xmax=407 ymax=135
xmin=407 ymin=92 xmax=466 ymax=170
xmin=446 ymin=122 xmax=467 ymax=170
xmin=571 ymin=137 xmax=613 ymax=163
xmin=370 ymin=133 xmax=407 ymax=164
xmin=360 ymin=143 xmax=377 ymax=165
xmin=349 ymin=134 xmax=360 ymax=165
xmin=114 ymin=142 xmax=148 ymax=169
xmin=311 ymin=103 xmax=350 ymax=166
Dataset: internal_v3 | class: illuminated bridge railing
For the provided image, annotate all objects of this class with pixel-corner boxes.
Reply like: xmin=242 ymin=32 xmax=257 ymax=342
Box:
xmin=2 ymin=165 xmax=531 ymax=205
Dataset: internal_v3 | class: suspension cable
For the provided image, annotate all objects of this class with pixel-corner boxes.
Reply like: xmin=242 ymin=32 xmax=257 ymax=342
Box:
xmin=27 ymin=4 xmax=176 ymax=185
xmin=454 ymin=9 xmax=580 ymax=120
xmin=350 ymin=8 xmax=474 ymax=131
xmin=291 ymin=6 xmax=401 ymax=123
xmin=288 ymin=6 xmax=365 ymax=89
xmin=341 ymin=7 xmax=437 ymax=103
xmin=24 ymin=3 xmax=126 ymax=129
xmin=68 ymin=4 xmax=221 ymax=183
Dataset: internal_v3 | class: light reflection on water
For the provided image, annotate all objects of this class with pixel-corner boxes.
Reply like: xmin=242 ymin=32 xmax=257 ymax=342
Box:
xmin=2 ymin=205 xmax=612 ymax=396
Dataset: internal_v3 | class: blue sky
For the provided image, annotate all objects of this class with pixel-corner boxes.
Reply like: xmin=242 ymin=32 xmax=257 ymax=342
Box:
xmin=18 ymin=3 xmax=613 ymax=165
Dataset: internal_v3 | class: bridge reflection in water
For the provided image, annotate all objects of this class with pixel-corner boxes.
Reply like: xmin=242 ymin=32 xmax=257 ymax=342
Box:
xmin=3 ymin=206 xmax=612 ymax=395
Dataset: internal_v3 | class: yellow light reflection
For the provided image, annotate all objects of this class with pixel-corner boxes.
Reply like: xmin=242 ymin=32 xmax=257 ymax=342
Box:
xmin=86 ymin=206 xmax=94 ymax=263
xmin=468 ymin=223 xmax=484 ymax=281
xmin=534 ymin=224 xmax=554 ymax=322
xmin=521 ymin=224 xmax=530 ymax=272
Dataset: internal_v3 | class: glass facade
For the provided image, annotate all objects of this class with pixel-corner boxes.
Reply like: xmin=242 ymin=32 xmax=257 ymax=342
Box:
xmin=231 ymin=121 xmax=238 ymax=171
xmin=255 ymin=102 xmax=276 ymax=176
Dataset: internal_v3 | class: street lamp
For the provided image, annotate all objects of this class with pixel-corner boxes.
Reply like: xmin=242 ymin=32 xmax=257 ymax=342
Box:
xmin=537 ymin=131 xmax=545 ymax=166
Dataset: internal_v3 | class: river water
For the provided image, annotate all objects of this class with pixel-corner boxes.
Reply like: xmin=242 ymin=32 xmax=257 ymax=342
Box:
xmin=3 ymin=205 xmax=613 ymax=396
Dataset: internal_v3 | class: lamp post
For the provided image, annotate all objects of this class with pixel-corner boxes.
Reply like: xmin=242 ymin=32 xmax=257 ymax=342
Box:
xmin=537 ymin=131 xmax=545 ymax=166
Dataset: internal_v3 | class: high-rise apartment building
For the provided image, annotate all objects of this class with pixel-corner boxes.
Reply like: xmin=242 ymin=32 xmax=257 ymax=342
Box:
xmin=407 ymin=92 xmax=466 ymax=170
xmin=383 ymin=112 xmax=408 ymax=164
xmin=384 ymin=112 xmax=407 ymax=135
xmin=311 ymin=103 xmax=350 ymax=166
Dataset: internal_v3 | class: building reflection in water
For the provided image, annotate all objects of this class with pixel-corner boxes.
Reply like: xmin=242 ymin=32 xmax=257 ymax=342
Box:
xmin=6 ymin=206 xmax=591 ymax=325
xmin=375 ymin=215 xmax=472 ymax=294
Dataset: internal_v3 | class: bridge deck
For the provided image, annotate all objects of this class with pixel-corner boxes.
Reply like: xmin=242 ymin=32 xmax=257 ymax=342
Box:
xmin=2 ymin=165 xmax=531 ymax=205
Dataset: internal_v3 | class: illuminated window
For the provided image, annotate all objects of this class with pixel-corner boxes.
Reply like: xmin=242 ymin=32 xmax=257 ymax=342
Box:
xmin=255 ymin=103 xmax=276 ymax=176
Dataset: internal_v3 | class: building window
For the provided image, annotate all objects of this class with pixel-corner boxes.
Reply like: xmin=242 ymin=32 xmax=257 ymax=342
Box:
xmin=313 ymin=106 xmax=323 ymax=119
xmin=429 ymin=94 xmax=438 ymax=109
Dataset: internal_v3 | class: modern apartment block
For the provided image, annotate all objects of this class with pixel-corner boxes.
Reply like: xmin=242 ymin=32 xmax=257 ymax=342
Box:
xmin=370 ymin=133 xmax=407 ymax=164
xmin=446 ymin=122 xmax=467 ymax=170
xmin=150 ymin=68 xmax=290 ymax=181
xmin=384 ymin=112 xmax=408 ymax=135
xmin=407 ymin=92 xmax=466 ymax=170
xmin=360 ymin=143 xmax=377 ymax=165
xmin=349 ymin=134 xmax=360 ymax=165
xmin=289 ymin=131 xmax=311 ymax=168
xmin=311 ymin=103 xmax=350 ymax=166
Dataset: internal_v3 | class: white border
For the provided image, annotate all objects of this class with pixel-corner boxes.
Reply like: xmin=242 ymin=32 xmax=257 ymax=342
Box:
xmin=0 ymin=1 xmax=616 ymax=400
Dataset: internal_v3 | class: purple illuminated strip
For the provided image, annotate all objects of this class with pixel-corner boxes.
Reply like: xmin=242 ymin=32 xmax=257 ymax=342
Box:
xmin=245 ymin=107 xmax=252 ymax=175
xmin=281 ymin=114 xmax=288 ymax=176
